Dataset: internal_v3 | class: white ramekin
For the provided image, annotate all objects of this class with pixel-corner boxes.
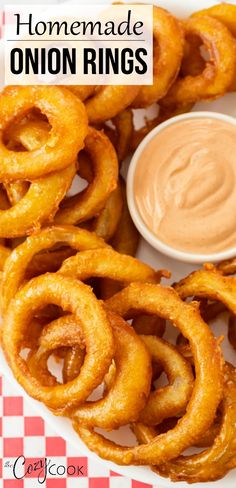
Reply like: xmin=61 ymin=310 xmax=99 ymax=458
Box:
xmin=127 ymin=111 xmax=236 ymax=264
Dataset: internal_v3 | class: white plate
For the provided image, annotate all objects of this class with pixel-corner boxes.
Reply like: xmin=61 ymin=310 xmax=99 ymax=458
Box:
xmin=1 ymin=0 xmax=236 ymax=486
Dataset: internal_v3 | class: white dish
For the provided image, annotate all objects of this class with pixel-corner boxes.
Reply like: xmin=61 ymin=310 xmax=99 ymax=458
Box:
xmin=127 ymin=111 xmax=236 ymax=264
xmin=1 ymin=0 xmax=236 ymax=486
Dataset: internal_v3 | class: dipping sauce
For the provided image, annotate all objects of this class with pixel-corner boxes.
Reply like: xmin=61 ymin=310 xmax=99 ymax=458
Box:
xmin=134 ymin=117 xmax=236 ymax=254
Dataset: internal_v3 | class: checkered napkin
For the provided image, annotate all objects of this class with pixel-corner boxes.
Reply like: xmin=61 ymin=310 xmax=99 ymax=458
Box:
xmin=0 ymin=375 xmax=155 ymax=488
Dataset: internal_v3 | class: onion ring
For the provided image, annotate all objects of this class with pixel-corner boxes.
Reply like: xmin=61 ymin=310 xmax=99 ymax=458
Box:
xmin=4 ymin=114 xmax=50 ymax=206
xmin=175 ymin=266 xmax=236 ymax=353
xmin=73 ymin=312 xmax=152 ymax=429
xmin=138 ymin=336 xmax=194 ymax=426
xmin=4 ymin=113 xmax=49 ymax=206
xmin=181 ymin=262 xmax=236 ymax=351
xmin=175 ymin=267 xmax=236 ymax=316
xmin=21 ymin=318 xmax=46 ymax=350
xmin=1 ymin=274 xmax=114 ymax=412
xmin=0 ymin=86 xmax=88 ymax=179
xmin=192 ymin=4 xmax=236 ymax=93
xmin=154 ymin=363 xmax=236 ymax=483
xmin=0 ymin=164 xmax=76 ymax=239
xmin=55 ymin=127 xmax=118 ymax=225
xmin=0 ymin=107 xmax=77 ymax=238
xmin=192 ymin=3 xmax=236 ymax=36
xmin=58 ymin=248 xmax=160 ymax=286
xmin=1 ymin=225 xmax=107 ymax=314
xmin=160 ymin=16 xmax=236 ymax=108
xmin=132 ymin=6 xmax=184 ymax=108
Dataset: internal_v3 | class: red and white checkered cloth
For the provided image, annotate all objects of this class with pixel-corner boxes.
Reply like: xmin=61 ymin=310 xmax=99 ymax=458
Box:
xmin=0 ymin=375 xmax=156 ymax=488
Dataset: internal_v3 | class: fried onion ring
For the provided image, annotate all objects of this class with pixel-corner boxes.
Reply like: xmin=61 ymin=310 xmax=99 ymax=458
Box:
xmin=73 ymin=312 xmax=152 ymax=429
xmin=55 ymin=127 xmax=118 ymax=225
xmin=193 ymin=3 xmax=236 ymax=36
xmin=7 ymin=169 xmax=76 ymax=236
xmin=160 ymin=16 xmax=236 ymax=108
xmin=0 ymin=105 xmax=77 ymax=237
xmin=132 ymin=7 xmax=184 ymax=108
xmin=1 ymin=225 xmax=107 ymax=314
xmin=138 ymin=336 xmax=194 ymax=426
xmin=0 ymin=165 xmax=76 ymax=239
xmin=154 ymin=363 xmax=236 ymax=483
xmin=0 ymin=86 xmax=88 ymax=179
xmin=192 ymin=3 xmax=236 ymax=93
xmin=58 ymin=248 xmax=160 ymax=286
xmin=4 ymin=114 xmax=49 ymax=206
xmin=4 ymin=115 xmax=50 ymax=207
xmin=175 ymin=267 xmax=236 ymax=316
xmin=1 ymin=274 xmax=114 ymax=412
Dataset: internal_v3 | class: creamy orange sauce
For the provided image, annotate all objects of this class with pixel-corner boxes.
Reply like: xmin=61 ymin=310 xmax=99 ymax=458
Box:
xmin=134 ymin=117 xmax=236 ymax=254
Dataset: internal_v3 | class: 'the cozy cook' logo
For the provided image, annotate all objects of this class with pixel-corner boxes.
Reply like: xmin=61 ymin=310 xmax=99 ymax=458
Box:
xmin=4 ymin=3 xmax=153 ymax=85
xmin=4 ymin=456 xmax=84 ymax=483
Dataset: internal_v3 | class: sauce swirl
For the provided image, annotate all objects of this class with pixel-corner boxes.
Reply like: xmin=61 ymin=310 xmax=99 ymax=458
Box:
xmin=134 ymin=117 xmax=236 ymax=254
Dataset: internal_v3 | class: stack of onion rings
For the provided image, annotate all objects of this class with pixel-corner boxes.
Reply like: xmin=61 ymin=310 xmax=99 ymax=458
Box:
xmin=74 ymin=282 xmax=222 ymax=466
